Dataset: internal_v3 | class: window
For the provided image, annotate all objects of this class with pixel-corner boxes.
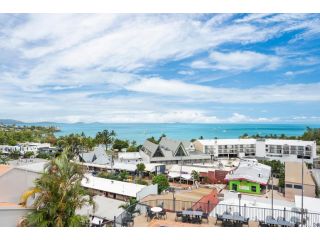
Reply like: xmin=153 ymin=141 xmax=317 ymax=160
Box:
xmin=175 ymin=145 xmax=186 ymax=157
xmin=285 ymin=184 xmax=292 ymax=188
xmin=294 ymin=185 xmax=302 ymax=189
xmin=251 ymin=186 xmax=257 ymax=192
xmin=153 ymin=147 xmax=164 ymax=157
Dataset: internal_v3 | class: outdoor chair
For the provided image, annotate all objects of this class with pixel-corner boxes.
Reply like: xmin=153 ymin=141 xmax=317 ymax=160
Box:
xmin=201 ymin=212 xmax=209 ymax=223
xmin=146 ymin=209 xmax=156 ymax=222
xmin=182 ymin=214 xmax=190 ymax=223
xmin=243 ymin=217 xmax=250 ymax=226
xmin=191 ymin=216 xmax=202 ymax=224
xmin=290 ymin=216 xmax=300 ymax=227
xmin=233 ymin=221 xmax=243 ymax=227
xmin=159 ymin=209 xmax=167 ymax=220
xmin=175 ymin=211 xmax=182 ymax=221
xmin=145 ymin=207 xmax=151 ymax=217
xmin=222 ymin=219 xmax=233 ymax=227
xmin=121 ymin=219 xmax=129 ymax=227
xmin=215 ymin=213 xmax=223 ymax=225
xmin=258 ymin=220 xmax=268 ymax=227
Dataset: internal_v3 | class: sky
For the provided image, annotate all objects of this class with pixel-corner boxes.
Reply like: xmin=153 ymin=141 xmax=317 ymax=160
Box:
xmin=0 ymin=13 xmax=320 ymax=123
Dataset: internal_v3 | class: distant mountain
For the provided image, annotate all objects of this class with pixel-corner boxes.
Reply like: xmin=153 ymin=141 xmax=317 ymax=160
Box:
xmin=0 ymin=119 xmax=24 ymax=125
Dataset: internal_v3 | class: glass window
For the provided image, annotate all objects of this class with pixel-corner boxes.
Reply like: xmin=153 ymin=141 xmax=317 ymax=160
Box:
xmin=294 ymin=185 xmax=302 ymax=189
xmin=251 ymin=186 xmax=257 ymax=192
xmin=285 ymin=184 xmax=292 ymax=188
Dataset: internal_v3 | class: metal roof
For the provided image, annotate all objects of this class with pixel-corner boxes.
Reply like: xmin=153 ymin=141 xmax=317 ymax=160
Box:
xmin=225 ymin=160 xmax=271 ymax=185
xmin=81 ymin=174 xmax=147 ymax=197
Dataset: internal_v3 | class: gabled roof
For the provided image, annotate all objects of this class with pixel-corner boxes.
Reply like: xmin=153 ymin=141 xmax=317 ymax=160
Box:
xmin=79 ymin=145 xmax=110 ymax=165
xmin=159 ymin=137 xmax=188 ymax=157
xmin=141 ymin=140 xmax=162 ymax=157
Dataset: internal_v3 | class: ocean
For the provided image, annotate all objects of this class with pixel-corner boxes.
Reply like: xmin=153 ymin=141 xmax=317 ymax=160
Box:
xmin=18 ymin=123 xmax=320 ymax=144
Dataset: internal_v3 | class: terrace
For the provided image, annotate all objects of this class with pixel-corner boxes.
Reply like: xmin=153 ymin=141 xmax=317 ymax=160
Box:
xmin=114 ymin=199 xmax=320 ymax=227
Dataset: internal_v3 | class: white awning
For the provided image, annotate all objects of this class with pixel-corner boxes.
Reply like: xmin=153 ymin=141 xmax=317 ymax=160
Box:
xmin=168 ymin=172 xmax=192 ymax=180
xmin=181 ymin=174 xmax=192 ymax=180
xmin=168 ymin=172 xmax=180 ymax=178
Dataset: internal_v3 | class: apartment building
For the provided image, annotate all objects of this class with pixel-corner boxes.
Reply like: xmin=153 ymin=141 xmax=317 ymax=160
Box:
xmin=194 ymin=138 xmax=317 ymax=164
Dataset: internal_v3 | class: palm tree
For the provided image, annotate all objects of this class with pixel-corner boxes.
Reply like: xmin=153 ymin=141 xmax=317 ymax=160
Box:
xmin=20 ymin=148 xmax=94 ymax=227
xmin=136 ymin=163 xmax=146 ymax=178
xmin=191 ymin=170 xmax=200 ymax=183
xmin=119 ymin=198 xmax=139 ymax=215
xmin=95 ymin=130 xmax=116 ymax=150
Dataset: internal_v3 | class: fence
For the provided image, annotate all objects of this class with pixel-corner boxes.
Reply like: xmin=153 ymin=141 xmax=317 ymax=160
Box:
xmin=114 ymin=202 xmax=149 ymax=227
xmin=211 ymin=203 xmax=320 ymax=227
xmin=140 ymin=199 xmax=217 ymax=214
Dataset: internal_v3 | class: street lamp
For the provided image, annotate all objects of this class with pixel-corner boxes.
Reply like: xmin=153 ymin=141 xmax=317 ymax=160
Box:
xmin=238 ymin=193 xmax=242 ymax=216
xmin=271 ymin=170 xmax=274 ymax=219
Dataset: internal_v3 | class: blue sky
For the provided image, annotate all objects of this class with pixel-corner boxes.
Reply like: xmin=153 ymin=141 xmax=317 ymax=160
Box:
xmin=0 ymin=13 xmax=320 ymax=123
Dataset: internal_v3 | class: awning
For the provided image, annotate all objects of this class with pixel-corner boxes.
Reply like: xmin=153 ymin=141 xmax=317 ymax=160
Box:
xmin=168 ymin=172 xmax=192 ymax=180
xmin=168 ymin=172 xmax=180 ymax=178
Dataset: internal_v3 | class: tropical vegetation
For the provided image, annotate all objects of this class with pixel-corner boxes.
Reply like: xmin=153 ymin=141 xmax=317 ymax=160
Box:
xmin=20 ymin=149 xmax=93 ymax=227
xmin=152 ymin=174 xmax=169 ymax=194
xmin=118 ymin=198 xmax=139 ymax=215
xmin=258 ymin=159 xmax=285 ymax=188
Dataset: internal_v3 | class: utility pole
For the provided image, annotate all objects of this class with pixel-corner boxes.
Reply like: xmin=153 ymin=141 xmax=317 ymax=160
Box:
xmin=271 ymin=171 xmax=274 ymax=219
xmin=301 ymin=156 xmax=304 ymax=227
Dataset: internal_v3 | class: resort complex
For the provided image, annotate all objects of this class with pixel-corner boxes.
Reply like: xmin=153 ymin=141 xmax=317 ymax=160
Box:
xmin=1 ymin=132 xmax=320 ymax=227
xmin=194 ymin=138 xmax=317 ymax=163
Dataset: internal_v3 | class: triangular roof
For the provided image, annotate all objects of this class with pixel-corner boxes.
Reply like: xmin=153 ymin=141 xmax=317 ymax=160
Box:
xmin=159 ymin=137 xmax=188 ymax=157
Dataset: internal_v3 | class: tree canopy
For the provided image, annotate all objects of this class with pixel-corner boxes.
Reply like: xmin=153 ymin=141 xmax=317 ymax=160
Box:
xmin=152 ymin=174 xmax=169 ymax=194
xmin=20 ymin=149 xmax=93 ymax=227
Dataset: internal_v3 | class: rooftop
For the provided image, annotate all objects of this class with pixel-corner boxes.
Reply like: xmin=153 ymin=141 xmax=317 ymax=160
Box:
xmin=285 ymin=162 xmax=315 ymax=186
xmin=225 ymin=160 xmax=271 ymax=185
xmin=197 ymin=139 xmax=256 ymax=146
xmin=81 ymin=174 xmax=147 ymax=197
xmin=0 ymin=165 xmax=11 ymax=176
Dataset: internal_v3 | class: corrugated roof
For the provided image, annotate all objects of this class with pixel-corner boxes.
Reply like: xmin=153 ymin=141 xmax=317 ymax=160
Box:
xmin=142 ymin=140 xmax=159 ymax=157
xmin=225 ymin=160 xmax=271 ymax=185
xmin=80 ymin=145 xmax=110 ymax=165
xmin=285 ymin=162 xmax=315 ymax=185
xmin=81 ymin=174 xmax=147 ymax=197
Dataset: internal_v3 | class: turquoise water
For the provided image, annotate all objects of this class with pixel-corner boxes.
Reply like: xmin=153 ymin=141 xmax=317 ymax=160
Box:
xmin=18 ymin=123 xmax=320 ymax=144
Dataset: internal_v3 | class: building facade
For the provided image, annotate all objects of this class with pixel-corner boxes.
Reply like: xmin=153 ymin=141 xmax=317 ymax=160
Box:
xmin=139 ymin=137 xmax=211 ymax=164
xmin=285 ymin=162 xmax=316 ymax=200
xmin=194 ymin=138 xmax=317 ymax=164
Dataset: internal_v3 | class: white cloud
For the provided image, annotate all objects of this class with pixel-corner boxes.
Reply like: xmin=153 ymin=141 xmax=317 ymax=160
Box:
xmin=0 ymin=14 xmax=320 ymax=124
xmin=191 ymin=51 xmax=282 ymax=71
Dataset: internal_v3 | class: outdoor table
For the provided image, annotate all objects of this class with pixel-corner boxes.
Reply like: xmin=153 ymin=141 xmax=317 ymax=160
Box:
xmin=151 ymin=207 xmax=163 ymax=219
xmin=182 ymin=210 xmax=203 ymax=217
xmin=222 ymin=214 xmax=245 ymax=222
xmin=265 ymin=217 xmax=279 ymax=226
xmin=277 ymin=219 xmax=294 ymax=227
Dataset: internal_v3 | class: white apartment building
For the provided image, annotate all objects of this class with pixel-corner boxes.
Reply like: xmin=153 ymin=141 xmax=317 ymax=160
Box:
xmin=194 ymin=138 xmax=317 ymax=164
xmin=0 ymin=142 xmax=51 ymax=155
